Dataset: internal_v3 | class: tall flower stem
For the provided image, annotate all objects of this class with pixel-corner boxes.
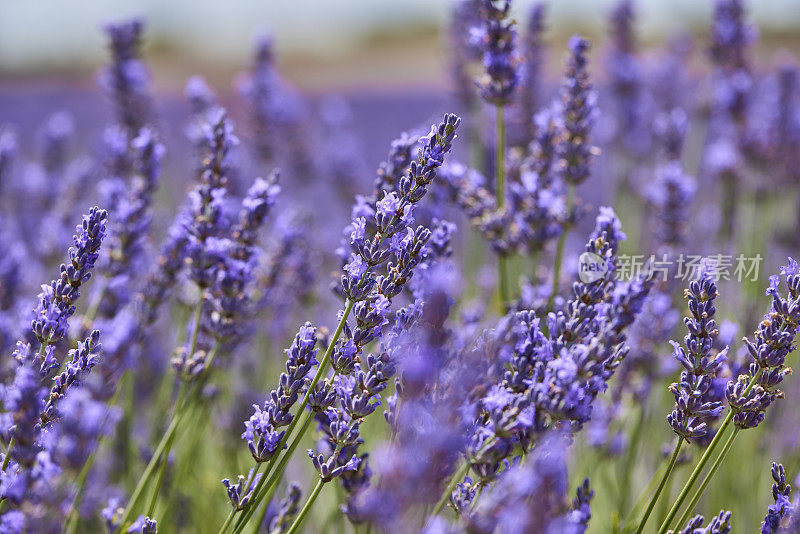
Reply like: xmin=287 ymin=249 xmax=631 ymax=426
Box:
xmin=620 ymin=453 xmax=672 ymax=533
xmin=657 ymin=370 xmax=762 ymax=534
xmin=495 ymin=105 xmax=510 ymax=310
xmin=548 ymin=184 xmax=575 ymax=312
xmin=227 ymin=300 xmax=354 ymax=534
xmin=634 ymin=437 xmax=683 ymax=534
xmin=672 ymin=427 xmax=739 ymax=531
xmin=116 ymin=299 xmax=209 ymax=531
xmin=82 ymin=278 xmax=109 ymax=328
xmin=618 ymin=404 xmax=646 ymax=516
xmin=1 ymin=439 xmax=14 ymax=472
xmin=432 ymin=458 xmax=471 ymax=515
xmin=285 ymin=478 xmax=325 ymax=534
xmin=146 ymin=431 xmax=175 ymax=518
xmin=218 ymin=509 xmax=236 ymax=534
xmin=63 ymin=373 xmax=127 ymax=534
xmin=116 ymin=396 xmax=188 ymax=531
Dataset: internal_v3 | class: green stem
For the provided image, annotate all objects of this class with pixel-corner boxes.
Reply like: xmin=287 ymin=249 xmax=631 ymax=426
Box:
xmin=495 ymin=105 xmax=510 ymax=310
xmin=622 ymin=457 xmax=669 ymax=533
xmin=63 ymin=373 xmax=128 ymax=534
xmin=495 ymin=105 xmax=505 ymax=209
xmin=634 ymin=438 xmax=684 ymax=534
xmin=82 ymin=278 xmax=108 ymax=327
xmin=188 ymin=298 xmax=203 ymax=358
xmin=218 ymin=511 xmax=235 ymax=534
xmin=115 ymin=403 xmax=187 ymax=532
xmin=530 ymin=248 xmax=541 ymax=285
xmin=146 ymin=420 xmax=180 ymax=520
xmin=149 ymin=342 xmax=221 ymax=520
xmin=432 ymin=459 xmax=470 ymax=516
xmin=618 ymin=404 xmax=646 ymax=516
xmin=671 ymin=427 xmax=739 ymax=533
xmin=655 ymin=467 xmax=676 ymax=529
xmin=657 ymin=371 xmax=762 ymax=534
xmin=285 ymin=479 xmax=325 ymax=534
xmin=1 ymin=438 xmax=14 ymax=472
xmin=117 ymin=298 xmax=220 ymax=531
xmin=548 ymin=185 xmax=575 ymax=312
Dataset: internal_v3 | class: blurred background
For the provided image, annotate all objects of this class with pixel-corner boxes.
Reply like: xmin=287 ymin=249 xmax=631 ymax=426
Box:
xmin=2 ymin=0 xmax=799 ymax=180
xmin=2 ymin=0 xmax=800 ymax=88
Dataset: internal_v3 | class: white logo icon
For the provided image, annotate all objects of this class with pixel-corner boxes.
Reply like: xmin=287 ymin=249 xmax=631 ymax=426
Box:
xmin=578 ymin=251 xmax=608 ymax=283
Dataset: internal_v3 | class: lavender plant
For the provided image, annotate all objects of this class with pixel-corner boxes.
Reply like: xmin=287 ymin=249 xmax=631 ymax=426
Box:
xmin=0 ymin=207 xmax=108 ymax=531
xmin=2 ymin=4 xmax=800 ymax=532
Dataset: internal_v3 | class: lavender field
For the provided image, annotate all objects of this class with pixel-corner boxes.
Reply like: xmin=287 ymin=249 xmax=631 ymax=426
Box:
xmin=1 ymin=1 xmax=800 ymax=532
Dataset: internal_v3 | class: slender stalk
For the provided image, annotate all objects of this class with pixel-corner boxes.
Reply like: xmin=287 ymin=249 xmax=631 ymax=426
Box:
xmin=188 ymin=299 xmax=203 ymax=359
xmin=115 ymin=403 xmax=187 ymax=531
xmin=634 ymin=437 xmax=684 ymax=534
xmin=116 ymin=298 xmax=221 ymax=531
xmin=618 ymin=404 xmax=646 ymax=516
xmin=672 ymin=427 xmax=739 ymax=532
xmin=229 ymin=454 xmax=284 ymax=534
xmin=146 ymin=452 xmax=169 ymax=519
xmin=547 ymin=184 xmax=575 ymax=312
xmin=1 ymin=438 xmax=14 ymax=471
xmin=621 ymin=454 xmax=670 ymax=533
xmin=657 ymin=370 xmax=762 ymax=534
xmin=432 ymin=459 xmax=470 ymax=515
xmin=285 ymin=479 xmax=325 ymax=534
xmin=530 ymin=248 xmax=541 ymax=285
xmin=495 ymin=104 xmax=510 ymax=309
xmin=82 ymin=278 xmax=109 ymax=327
xmin=218 ymin=511 xmax=235 ymax=534
xmin=495 ymin=106 xmax=506 ymax=209
xmin=655 ymin=466 xmax=676 ymax=529
xmin=656 ymin=422 xmax=728 ymax=534
xmin=63 ymin=374 xmax=127 ymax=534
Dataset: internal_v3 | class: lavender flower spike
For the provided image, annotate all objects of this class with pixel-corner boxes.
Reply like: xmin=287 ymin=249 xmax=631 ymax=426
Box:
xmin=475 ymin=0 xmax=518 ymax=106
xmin=677 ymin=511 xmax=732 ymax=534
xmin=98 ymin=18 xmax=152 ymax=137
xmin=42 ymin=330 xmax=102 ymax=425
xmin=241 ymin=324 xmax=318 ymax=463
xmin=726 ymin=259 xmax=800 ymax=429
xmin=518 ymin=3 xmax=546 ymax=143
xmin=558 ymin=35 xmax=596 ymax=187
xmin=761 ymin=463 xmax=793 ymax=533
xmin=31 ymin=206 xmax=108 ymax=348
xmin=221 ymin=468 xmax=263 ymax=511
xmin=667 ymin=272 xmax=728 ymax=441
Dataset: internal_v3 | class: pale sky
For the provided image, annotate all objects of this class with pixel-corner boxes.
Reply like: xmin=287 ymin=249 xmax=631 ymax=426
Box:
xmin=1 ymin=0 xmax=798 ymax=72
